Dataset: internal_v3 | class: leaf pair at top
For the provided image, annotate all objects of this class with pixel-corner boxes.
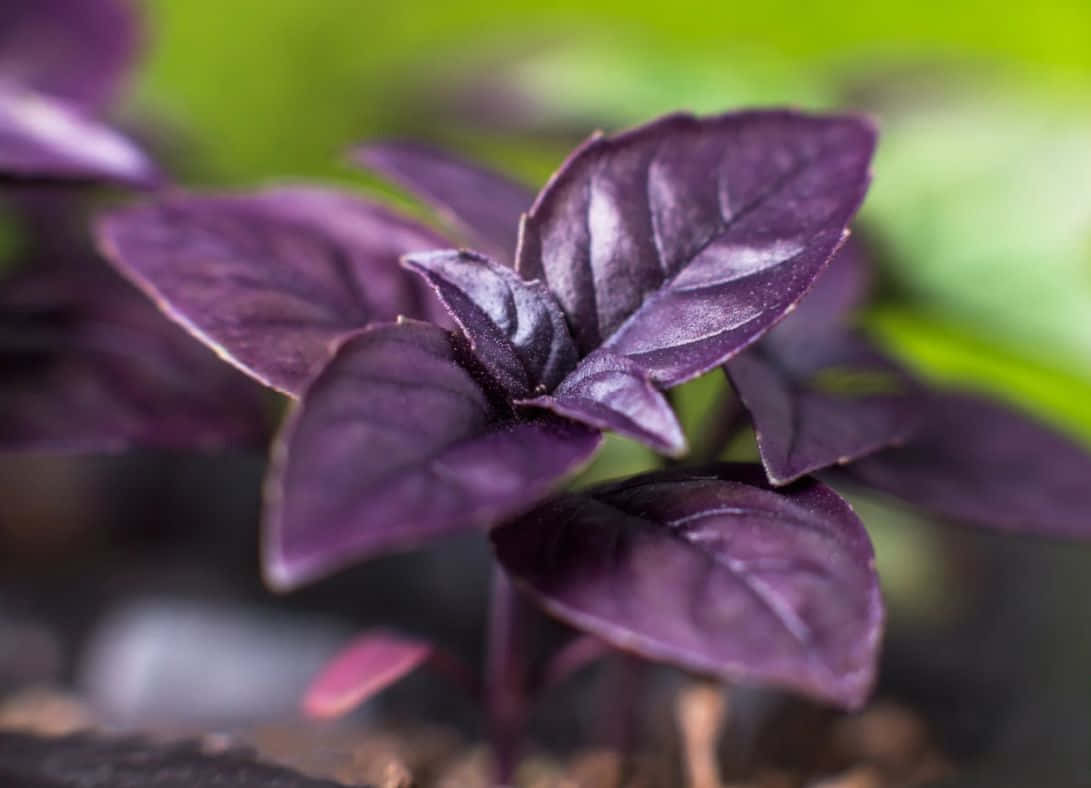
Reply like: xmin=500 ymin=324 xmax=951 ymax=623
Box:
xmin=99 ymin=109 xmax=877 ymax=589
xmin=407 ymin=111 xmax=875 ymax=457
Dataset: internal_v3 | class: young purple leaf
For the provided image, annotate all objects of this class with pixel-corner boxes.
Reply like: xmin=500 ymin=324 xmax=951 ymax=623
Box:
xmin=832 ymin=391 xmax=1091 ymax=539
xmin=519 ymin=349 xmax=687 ymax=457
xmin=403 ymin=249 xmax=579 ymax=399
xmin=302 ymin=631 xmax=433 ymax=719
xmin=404 ymin=249 xmax=683 ymax=454
xmin=517 ymin=110 xmax=876 ymax=386
xmin=96 ymin=187 xmax=452 ymax=397
xmin=352 ymin=141 xmax=534 ymax=261
xmin=492 ymin=464 xmax=883 ymax=709
xmin=0 ymin=85 xmax=158 ymax=185
xmin=0 ymin=264 xmax=267 ymax=452
xmin=264 ymin=320 xmax=601 ymax=589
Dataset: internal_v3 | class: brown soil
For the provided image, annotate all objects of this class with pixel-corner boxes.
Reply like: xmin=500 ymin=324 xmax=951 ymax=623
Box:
xmin=0 ymin=684 xmax=954 ymax=787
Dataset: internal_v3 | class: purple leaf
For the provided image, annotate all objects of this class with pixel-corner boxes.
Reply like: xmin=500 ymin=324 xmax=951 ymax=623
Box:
xmin=516 ymin=110 xmax=876 ymax=386
xmin=492 ymin=464 xmax=883 ymax=709
xmin=403 ymin=249 xmax=579 ymax=399
xmin=520 ymin=350 xmax=686 ymax=457
xmin=0 ymin=0 xmax=140 ymax=111
xmin=404 ymin=250 xmax=684 ymax=454
xmin=0 ymin=263 xmax=268 ymax=453
xmin=303 ymin=630 xmax=433 ymax=719
xmin=352 ymin=141 xmax=534 ymax=261
xmin=0 ymin=85 xmax=158 ymax=185
xmin=726 ymin=334 xmax=919 ymax=485
xmin=779 ymin=234 xmax=874 ymax=330
xmin=833 ymin=391 xmax=1091 ymax=539
xmin=264 ymin=320 xmax=601 ymax=589
xmin=95 ymin=187 xmax=452 ymax=397
xmin=0 ymin=0 xmax=155 ymax=184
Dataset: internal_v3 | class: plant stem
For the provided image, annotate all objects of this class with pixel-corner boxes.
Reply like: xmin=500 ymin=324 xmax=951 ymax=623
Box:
xmin=596 ymin=653 xmax=645 ymax=770
xmin=690 ymin=388 xmax=750 ymax=466
xmin=484 ymin=563 xmax=530 ymax=785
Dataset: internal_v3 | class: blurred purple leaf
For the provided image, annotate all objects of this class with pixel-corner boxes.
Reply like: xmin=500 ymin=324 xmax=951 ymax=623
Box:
xmin=0 ymin=264 xmax=267 ymax=452
xmin=777 ymin=234 xmax=874 ymax=330
xmin=520 ymin=350 xmax=686 ymax=457
xmin=725 ymin=239 xmax=919 ymax=484
xmin=492 ymin=464 xmax=883 ymax=708
xmin=516 ymin=110 xmax=875 ymax=386
xmin=96 ymin=187 xmax=452 ymax=397
xmin=352 ymin=141 xmax=534 ymax=261
xmin=0 ymin=0 xmax=156 ymax=184
xmin=403 ymin=249 xmax=578 ymax=399
xmin=303 ymin=630 xmax=433 ymax=719
xmin=833 ymin=391 xmax=1091 ymax=539
xmin=264 ymin=320 xmax=601 ymax=589
xmin=0 ymin=85 xmax=158 ymax=185
xmin=0 ymin=0 xmax=140 ymax=111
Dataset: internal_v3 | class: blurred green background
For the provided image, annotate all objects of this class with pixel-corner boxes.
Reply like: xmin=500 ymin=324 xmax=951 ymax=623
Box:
xmin=130 ymin=0 xmax=1091 ymax=447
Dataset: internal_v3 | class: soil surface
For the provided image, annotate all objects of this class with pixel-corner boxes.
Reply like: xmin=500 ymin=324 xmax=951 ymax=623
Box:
xmin=0 ymin=685 xmax=955 ymax=787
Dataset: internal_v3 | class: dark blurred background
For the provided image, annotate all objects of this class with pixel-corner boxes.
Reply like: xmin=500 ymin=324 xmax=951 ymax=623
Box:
xmin=2 ymin=1 xmax=1090 ymax=783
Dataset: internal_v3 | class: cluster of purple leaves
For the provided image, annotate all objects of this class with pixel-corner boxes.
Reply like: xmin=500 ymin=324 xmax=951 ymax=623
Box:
xmin=94 ymin=110 xmax=1091 ymax=713
xmin=0 ymin=0 xmax=266 ymax=452
xmin=6 ymin=0 xmax=1091 ymax=723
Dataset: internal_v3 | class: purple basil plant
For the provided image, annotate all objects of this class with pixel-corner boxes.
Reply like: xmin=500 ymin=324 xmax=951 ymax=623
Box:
xmin=0 ymin=0 xmax=265 ymax=452
xmin=90 ymin=107 xmax=1091 ymax=776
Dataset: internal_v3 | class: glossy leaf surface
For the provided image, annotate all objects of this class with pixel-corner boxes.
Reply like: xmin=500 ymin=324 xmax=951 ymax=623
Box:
xmin=726 ymin=239 xmax=919 ymax=484
xmin=403 ymin=249 xmax=578 ymax=399
xmin=352 ymin=141 xmax=534 ymax=260
xmin=516 ymin=110 xmax=875 ymax=386
xmin=520 ymin=350 xmax=686 ymax=456
xmin=96 ymin=187 xmax=451 ymax=396
xmin=264 ymin=320 xmax=601 ymax=589
xmin=493 ymin=464 xmax=883 ymax=708
xmin=303 ymin=630 xmax=432 ymax=719
xmin=0 ymin=264 xmax=267 ymax=452
xmin=834 ymin=391 xmax=1091 ymax=539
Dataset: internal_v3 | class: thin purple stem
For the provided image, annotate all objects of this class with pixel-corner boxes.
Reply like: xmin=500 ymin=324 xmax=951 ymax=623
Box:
xmin=596 ymin=653 xmax=645 ymax=765
xmin=537 ymin=633 xmax=612 ymax=692
xmin=485 ymin=563 xmax=531 ymax=784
